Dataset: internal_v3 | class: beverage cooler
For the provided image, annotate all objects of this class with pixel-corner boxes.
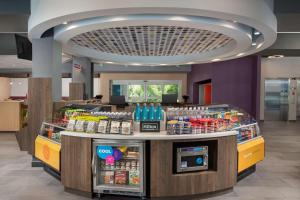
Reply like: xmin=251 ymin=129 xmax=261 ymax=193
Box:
xmin=92 ymin=140 xmax=145 ymax=197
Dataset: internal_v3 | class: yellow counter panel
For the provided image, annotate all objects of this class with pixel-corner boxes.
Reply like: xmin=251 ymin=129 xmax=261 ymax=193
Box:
xmin=35 ymin=135 xmax=61 ymax=171
xmin=237 ymin=136 xmax=265 ymax=173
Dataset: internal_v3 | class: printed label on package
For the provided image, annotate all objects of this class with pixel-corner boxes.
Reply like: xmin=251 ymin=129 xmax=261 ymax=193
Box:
xmin=97 ymin=146 xmax=113 ymax=159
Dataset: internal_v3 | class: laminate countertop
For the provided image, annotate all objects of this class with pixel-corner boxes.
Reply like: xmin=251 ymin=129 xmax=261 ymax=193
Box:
xmin=60 ymin=130 xmax=237 ymax=140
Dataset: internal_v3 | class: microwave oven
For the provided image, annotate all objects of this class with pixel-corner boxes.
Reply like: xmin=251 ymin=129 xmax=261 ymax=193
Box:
xmin=176 ymin=146 xmax=208 ymax=173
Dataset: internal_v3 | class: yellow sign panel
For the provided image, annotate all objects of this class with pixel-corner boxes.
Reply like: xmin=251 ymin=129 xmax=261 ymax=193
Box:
xmin=238 ymin=137 xmax=265 ymax=173
xmin=35 ymin=135 xmax=61 ymax=171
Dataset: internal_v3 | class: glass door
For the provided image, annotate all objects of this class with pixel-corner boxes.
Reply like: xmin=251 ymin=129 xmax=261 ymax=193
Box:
xmin=92 ymin=140 xmax=145 ymax=196
xmin=264 ymin=79 xmax=289 ymax=121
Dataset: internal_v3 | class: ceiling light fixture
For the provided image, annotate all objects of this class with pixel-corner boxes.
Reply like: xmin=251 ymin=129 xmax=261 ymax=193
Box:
xmin=237 ymin=53 xmax=245 ymax=57
xmin=160 ymin=64 xmax=167 ymax=66
xmin=211 ymin=58 xmax=221 ymax=62
xmin=62 ymin=21 xmax=68 ymax=25
xmin=251 ymin=42 xmax=257 ymax=46
xmin=254 ymin=31 xmax=260 ymax=35
xmin=186 ymin=62 xmax=195 ymax=65
xmin=256 ymin=43 xmax=263 ymax=49
xmin=169 ymin=16 xmax=189 ymax=21
xmin=268 ymin=55 xmax=284 ymax=59
xmin=105 ymin=61 xmax=114 ymax=64
xmin=131 ymin=63 xmax=142 ymax=66
xmin=110 ymin=17 xmax=127 ymax=22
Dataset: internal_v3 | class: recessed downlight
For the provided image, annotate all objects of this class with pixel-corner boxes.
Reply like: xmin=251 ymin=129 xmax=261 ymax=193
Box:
xmin=160 ymin=64 xmax=167 ymax=66
xmin=254 ymin=31 xmax=260 ymax=36
xmin=62 ymin=21 xmax=68 ymax=25
xmin=211 ymin=58 xmax=221 ymax=62
xmin=256 ymin=43 xmax=263 ymax=49
xmin=131 ymin=63 xmax=142 ymax=66
xmin=268 ymin=55 xmax=284 ymax=59
xmin=237 ymin=53 xmax=245 ymax=57
xmin=105 ymin=61 xmax=114 ymax=64
xmin=251 ymin=42 xmax=257 ymax=46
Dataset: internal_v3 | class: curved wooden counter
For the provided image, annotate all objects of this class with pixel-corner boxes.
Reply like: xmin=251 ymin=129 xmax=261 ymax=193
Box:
xmin=60 ymin=131 xmax=237 ymax=198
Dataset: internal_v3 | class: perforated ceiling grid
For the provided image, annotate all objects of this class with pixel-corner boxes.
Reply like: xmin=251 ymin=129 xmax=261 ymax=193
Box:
xmin=71 ymin=26 xmax=233 ymax=56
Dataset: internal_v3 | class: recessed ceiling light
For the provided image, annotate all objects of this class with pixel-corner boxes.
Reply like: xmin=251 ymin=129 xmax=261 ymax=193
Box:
xmin=110 ymin=17 xmax=127 ymax=22
xmin=268 ymin=55 xmax=284 ymax=59
xmin=254 ymin=31 xmax=260 ymax=36
xmin=131 ymin=63 xmax=142 ymax=66
xmin=105 ymin=61 xmax=114 ymax=64
xmin=186 ymin=62 xmax=195 ymax=64
xmin=160 ymin=64 xmax=167 ymax=66
xmin=252 ymin=42 xmax=257 ymax=46
xmin=256 ymin=43 xmax=263 ymax=49
xmin=237 ymin=53 xmax=245 ymax=57
xmin=211 ymin=58 xmax=221 ymax=62
xmin=62 ymin=21 xmax=68 ymax=25
xmin=169 ymin=16 xmax=189 ymax=21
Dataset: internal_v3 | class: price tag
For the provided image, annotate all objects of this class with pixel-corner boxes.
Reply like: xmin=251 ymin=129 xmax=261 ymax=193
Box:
xmin=140 ymin=121 xmax=160 ymax=132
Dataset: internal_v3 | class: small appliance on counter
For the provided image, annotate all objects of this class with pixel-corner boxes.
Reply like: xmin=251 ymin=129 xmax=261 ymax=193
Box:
xmin=176 ymin=146 xmax=208 ymax=173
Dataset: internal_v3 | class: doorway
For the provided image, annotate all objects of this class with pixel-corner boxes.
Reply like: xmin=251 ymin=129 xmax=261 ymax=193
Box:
xmin=264 ymin=79 xmax=289 ymax=121
xmin=198 ymin=81 xmax=212 ymax=105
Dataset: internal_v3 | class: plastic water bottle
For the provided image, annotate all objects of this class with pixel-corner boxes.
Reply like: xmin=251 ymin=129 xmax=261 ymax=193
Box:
xmin=156 ymin=103 xmax=162 ymax=121
xmin=149 ymin=103 xmax=155 ymax=121
xmin=135 ymin=103 xmax=141 ymax=121
xmin=142 ymin=103 xmax=148 ymax=121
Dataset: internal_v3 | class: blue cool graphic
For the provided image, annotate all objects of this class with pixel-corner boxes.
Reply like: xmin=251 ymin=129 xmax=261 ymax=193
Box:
xmin=196 ymin=157 xmax=203 ymax=165
xmin=97 ymin=146 xmax=113 ymax=159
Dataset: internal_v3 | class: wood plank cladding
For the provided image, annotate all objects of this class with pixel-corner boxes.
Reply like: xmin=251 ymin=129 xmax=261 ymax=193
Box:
xmin=61 ymin=135 xmax=92 ymax=194
xmin=150 ymin=136 xmax=237 ymax=197
xmin=69 ymin=82 xmax=85 ymax=100
xmin=27 ymin=78 xmax=52 ymax=154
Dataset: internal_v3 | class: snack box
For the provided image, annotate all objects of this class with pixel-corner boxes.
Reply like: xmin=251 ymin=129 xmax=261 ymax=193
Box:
xmin=101 ymin=171 xmax=114 ymax=184
xmin=114 ymin=171 xmax=128 ymax=185
xmin=129 ymin=170 xmax=140 ymax=186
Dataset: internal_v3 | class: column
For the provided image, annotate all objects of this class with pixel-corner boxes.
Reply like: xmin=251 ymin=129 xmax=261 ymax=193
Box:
xmin=27 ymin=37 xmax=62 ymax=155
xmin=71 ymin=56 xmax=93 ymax=99
xmin=32 ymin=37 xmax=62 ymax=101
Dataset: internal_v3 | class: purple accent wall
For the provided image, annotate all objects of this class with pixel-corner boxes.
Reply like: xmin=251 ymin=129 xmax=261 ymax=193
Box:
xmin=187 ymin=56 xmax=261 ymax=119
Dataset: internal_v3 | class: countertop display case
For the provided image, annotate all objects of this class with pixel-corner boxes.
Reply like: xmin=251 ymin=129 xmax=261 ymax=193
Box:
xmin=45 ymin=103 xmax=264 ymax=199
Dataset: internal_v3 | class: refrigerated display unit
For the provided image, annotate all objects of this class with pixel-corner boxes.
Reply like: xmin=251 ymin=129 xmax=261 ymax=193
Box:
xmin=92 ymin=140 xmax=145 ymax=197
xmin=205 ymin=104 xmax=265 ymax=179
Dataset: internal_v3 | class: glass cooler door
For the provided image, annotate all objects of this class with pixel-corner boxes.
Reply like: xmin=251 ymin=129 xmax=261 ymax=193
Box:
xmin=92 ymin=140 xmax=145 ymax=196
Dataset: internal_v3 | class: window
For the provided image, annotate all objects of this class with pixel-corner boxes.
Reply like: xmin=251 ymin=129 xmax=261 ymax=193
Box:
xmin=111 ymin=80 xmax=181 ymax=102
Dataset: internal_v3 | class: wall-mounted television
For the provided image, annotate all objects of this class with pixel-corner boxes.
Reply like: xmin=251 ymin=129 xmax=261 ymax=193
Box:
xmin=15 ymin=34 xmax=32 ymax=61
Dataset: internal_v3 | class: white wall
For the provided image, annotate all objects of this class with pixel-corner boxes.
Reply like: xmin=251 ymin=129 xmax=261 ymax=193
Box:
xmin=10 ymin=78 xmax=28 ymax=97
xmin=62 ymin=77 xmax=101 ymax=97
xmin=260 ymin=57 xmax=300 ymax=120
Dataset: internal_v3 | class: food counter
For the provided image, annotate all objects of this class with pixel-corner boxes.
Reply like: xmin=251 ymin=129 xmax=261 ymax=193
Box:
xmin=34 ymin=104 xmax=264 ymax=199
xmin=60 ymin=130 xmax=237 ymax=198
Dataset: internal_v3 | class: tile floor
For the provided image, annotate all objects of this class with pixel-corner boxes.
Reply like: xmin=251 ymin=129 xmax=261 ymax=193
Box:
xmin=0 ymin=121 xmax=299 ymax=200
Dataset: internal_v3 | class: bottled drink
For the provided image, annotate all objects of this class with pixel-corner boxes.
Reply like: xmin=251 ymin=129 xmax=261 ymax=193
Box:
xmin=156 ymin=103 xmax=162 ymax=121
xmin=149 ymin=103 xmax=155 ymax=121
xmin=135 ymin=103 xmax=141 ymax=121
xmin=141 ymin=103 xmax=148 ymax=121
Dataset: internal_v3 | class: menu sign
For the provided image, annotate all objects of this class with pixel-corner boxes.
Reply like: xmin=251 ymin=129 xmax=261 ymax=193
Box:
xmin=140 ymin=121 xmax=160 ymax=132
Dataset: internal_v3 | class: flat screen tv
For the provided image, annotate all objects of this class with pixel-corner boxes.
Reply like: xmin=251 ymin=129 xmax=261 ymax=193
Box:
xmin=15 ymin=34 xmax=32 ymax=61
